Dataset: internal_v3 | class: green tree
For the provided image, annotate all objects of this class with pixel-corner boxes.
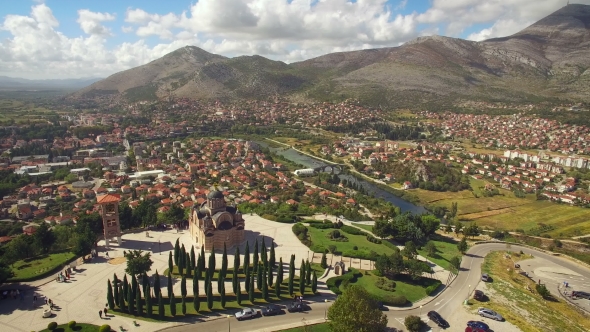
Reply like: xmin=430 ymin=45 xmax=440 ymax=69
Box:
xmin=217 ymin=268 xmax=224 ymax=295
xmin=402 ymin=241 xmax=417 ymax=259
xmin=269 ymin=242 xmax=276 ymax=268
xmin=404 ymin=315 xmax=424 ymax=332
xmin=288 ymin=256 xmax=295 ymax=296
xmin=248 ymin=274 xmax=255 ymax=303
xmin=463 ymin=222 xmax=480 ymax=239
xmin=320 ymin=252 xmax=328 ymax=269
xmin=168 ymin=252 xmax=173 ymax=275
xmin=243 ymin=241 xmax=250 ymax=275
xmin=174 ymin=239 xmax=180 ymax=266
xmin=305 ymin=260 xmax=312 ymax=285
xmin=220 ymin=282 xmax=226 ymax=308
xmin=113 ymin=274 xmax=120 ymax=307
xmin=311 ymin=271 xmax=318 ymax=294
xmin=123 ymin=275 xmax=129 ymax=299
xmin=245 ymin=266 xmax=251 ymax=293
xmin=449 ymin=256 xmax=462 ymax=274
xmin=457 ymin=237 xmax=468 ymax=254
xmin=107 ymin=280 xmax=115 ymax=310
xmin=145 ymin=283 xmax=152 ymax=318
xmin=454 ymin=221 xmax=463 ymax=236
xmin=167 ymin=272 xmax=173 ymax=298
xmin=232 ymin=268 xmax=238 ymax=295
xmin=181 ymin=297 xmax=186 ymax=315
xmin=236 ymin=279 xmax=242 ymax=305
xmin=328 ymin=285 xmax=387 ymax=332
xmin=199 ymin=246 xmax=205 ymax=273
xmin=208 ymin=248 xmax=216 ymax=280
xmin=124 ymin=250 xmax=153 ymax=277
xmin=221 ymin=243 xmax=228 ymax=277
xmin=257 ymin=263 xmax=263 ymax=291
xmin=131 ymin=274 xmax=138 ymax=302
xmin=136 ymin=285 xmax=143 ymax=316
xmin=206 ymin=281 xmax=213 ymax=310
xmin=170 ymin=292 xmax=176 ymax=317
xmin=536 ymin=284 xmax=551 ymax=299
xmin=267 ymin=263 xmax=274 ymax=288
xmin=253 ymin=239 xmax=259 ymax=266
xmin=185 ymin=253 xmax=191 ymax=277
xmin=118 ymin=286 xmax=125 ymax=310
xmin=127 ymin=281 xmax=134 ymax=313
xmin=190 ymin=246 xmax=196 ymax=271
xmin=181 ymin=276 xmax=187 ymax=299
xmin=424 ymin=241 xmax=437 ymax=257
xmin=193 ymin=290 xmax=200 ymax=313
xmin=262 ymin=269 xmax=268 ymax=300
xmin=261 ymin=238 xmax=268 ymax=268
xmin=154 ymin=270 xmax=161 ymax=297
xmin=158 ymin=291 xmax=164 ymax=319
xmin=33 ymin=222 xmax=55 ymax=254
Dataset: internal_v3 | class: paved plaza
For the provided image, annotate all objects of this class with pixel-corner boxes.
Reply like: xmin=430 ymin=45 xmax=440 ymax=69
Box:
xmin=0 ymin=214 xmax=315 ymax=332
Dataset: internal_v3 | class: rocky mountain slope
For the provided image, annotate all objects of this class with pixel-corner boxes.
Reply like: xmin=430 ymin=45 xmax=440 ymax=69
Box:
xmin=73 ymin=4 xmax=590 ymax=106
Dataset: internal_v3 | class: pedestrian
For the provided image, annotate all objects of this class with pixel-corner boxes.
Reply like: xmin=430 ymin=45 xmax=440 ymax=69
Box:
xmin=104 ymin=307 xmax=108 ymax=316
xmin=106 ymin=251 xmax=109 ymax=258
xmin=45 ymin=298 xmax=48 ymax=305
xmin=99 ymin=310 xmax=102 ymax=319
xmin=33 ymin=294 xmax=37 ymax=303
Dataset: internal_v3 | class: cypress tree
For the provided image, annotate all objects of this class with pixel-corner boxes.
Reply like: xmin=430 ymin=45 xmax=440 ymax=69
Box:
xmin=243 ymin=242 xmax=250 ymax=274
xmin=208 ymin=248 xmax=216 ymax=280
xmin=168 ymin=251 xmax=173 ymax=275
xmin=288 ymin=271 xmax=294 ymax=296
xmin=277 ymin=258 xmax=284 ymax=288
xmin=248 ymin=273 xmax=255 ymax=303
xmin=136 ymin=284 xmax=143 ymax=316
xmin=154 ymin=270 xmax=161 ymax=296
xmin=181 ymin=244 xmax=186 ymax=268
xmin=178 ymin=256 xmax=184 ymax=277
xmin=217 ymin=269 xmax=224 ymax=295
xmin=299 ymin=260 xmax=305 ymax=290
xmin=261 ymin=238 xmax=268 ymax=268
xmin=299 ymin=269 xmax=306 ymax=296
xmin=288 ymin=256 xmax=295 ymax=296
xmin=190 ymin=246 xmax=196 ymax=271
xmin=186 ymin=253 xmax=191 ymax=277
xmin=193 ymin=291 xmax=200 ymax=313
xmin=174 ymin=239 xmax=180 ymax=266
xmin=267 ymin=263 xmax=274 ymax=288
xmin=192 ymin=269 xmax=199 ymax=298
xmin=253 ymin=239 xmax=259 ymax=266
xmin=127 ymin=282 xmax=134 ymax=313
xmin=244 ymin=267 xmax=251 ymax=292
xmin=107 ymin=279 xmax=115 ymax=310
xmin=220 ymin=282 xmax=226 ymax=308
xmin=199 ymin=246 xmax=205 ymax=273
xmin=234 ymin=246 xmax=240 ymax=273
xmin=269 ymin=242 xmax=275 ymax=268
xmin=118 ymin=286 xmax=125 ymax=310
xmin=170 ymin=292 xmax=176 ymax=317
xmin=123 ymin=275 xmax=129 ymax=299
xmin=311 ymin=271 xmax=318 ymax=294
xmin=306 ymin=260 xmax=312 ymax=285
xmin=222 ymin=243 xmax=228 ymax=277
xmin=181 ymin=297 xmax=187 ymax=315
xmin=236 ymin=280 xmax=242 ymax=305
xmin=131 ymin=274 xmax=138 ymax=303
xmin=167 ymin=271 xmax=173 ymax=298
xmin=181 ymin=275 xmax=187 ymax=299
xmin=257 ymin=263 xmax=263 ymax=291
xmin=158 ymin=291 xmax=164 ymax=319
xmin=232 ymin=268 xmax=238 ymax=295
xmin=146 ymin=284 xmax=152 ymax=317
xmin=113 ymin=273 xmax=119 ymax=306
xmin=206 ymin=280 xmax=213 ymax=310
xmin=262 ymin=269 xmax=268 ymax=300
xmin=275 ymin=277 xmax=281 ymax=299
xmin=320 ymin=252 xmax=327 ymax=269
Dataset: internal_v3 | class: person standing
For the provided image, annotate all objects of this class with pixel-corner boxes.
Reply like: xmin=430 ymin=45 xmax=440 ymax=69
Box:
xmin=99 ymin=310 xmax=102 ymax=319
xmin=104 ymin=307 xmax=108 ymax=316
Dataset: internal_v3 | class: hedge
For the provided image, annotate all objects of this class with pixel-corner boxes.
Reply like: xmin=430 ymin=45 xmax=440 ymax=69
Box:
xmin=310 ymin=223 xmax=335 ymax=229
xmin=340 ymin=225 xmax=366 ymax=236
xmin=99 ymin=324 xmax=111 ymax=332
xmin=325 ymin=268 xmax=362 ymax=294
xmin=425 ymin=280 xmax=442 ymax=295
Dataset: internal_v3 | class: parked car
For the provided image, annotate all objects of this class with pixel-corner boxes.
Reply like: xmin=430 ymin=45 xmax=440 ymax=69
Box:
xmin=473 ymin=290 xmax=485 ymax=301
xmin=573 ymin=291 xmax=590 ymax=299
xmin=235 ymin=308 xmax=260 ymax=321
xmin=481 ymin=273 xmax=490 ymax=282
xmin=478 ymin=307 xmax=503 ymax=321
xmin=261 ymin=304 xmax=283 ymax=316
xmin=467 ymin=320 xmax=489 ymax=331
xmin=427 ymin=310 xmax=449 ymax=328
xmin=287 ymin=302 xmax=309 ymax=312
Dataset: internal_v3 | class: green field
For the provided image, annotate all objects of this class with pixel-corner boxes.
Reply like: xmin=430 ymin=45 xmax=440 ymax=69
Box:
xmin=417 ymin=235 xmax=461 ymax=270
xmin=9 ymin=252 xmax=76 ymax=281
xmin=351 ymin=223 xmax=374 ymax=233
xmin=39 ymin=323 xmax=100 ymax=332
xmin=278 ymin=323 xmax=330 ymax=332
xmin=306 ymin=226 xmax=396 ymax=257
xmin=352 ymin=271 xmax=435 ymax=303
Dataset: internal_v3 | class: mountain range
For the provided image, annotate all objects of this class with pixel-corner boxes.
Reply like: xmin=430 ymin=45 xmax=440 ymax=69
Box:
xmin=0 ymin=76 xmax=102 ymax=90
xmin=73 ymin=4 xmax=590 ymax=107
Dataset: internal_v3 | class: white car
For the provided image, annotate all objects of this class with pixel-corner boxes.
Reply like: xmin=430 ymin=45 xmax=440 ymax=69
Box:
xmin=235 ymin=308 xmax=259 ymax=321
xmin=478 ymin=307 xmax=503 ymax=321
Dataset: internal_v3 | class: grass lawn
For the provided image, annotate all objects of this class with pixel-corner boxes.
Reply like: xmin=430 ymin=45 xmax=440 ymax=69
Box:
xmin=310 ymin=263 xmax=326 ymax=275
xmin=9 ymin=252 xmax=76 ymax=281
xmin=306 ymin=226 xmax=396 ymax=257
xmin=351 ymin=223 xmax=374 ymax=233
xmin=478 ymin=251 xmax=590 ymax=332
xmin=39 ymin=323 xmax=100 ymax=332
xmin=114 ymin=277 xmax=318 ymax=321
xmin=278 ymin=323 xmax=330 ymax=332
xmin=417 ymin=234 xmax=461 ymax=270
xmin=351 ymin=270 xmax=436 ymax=303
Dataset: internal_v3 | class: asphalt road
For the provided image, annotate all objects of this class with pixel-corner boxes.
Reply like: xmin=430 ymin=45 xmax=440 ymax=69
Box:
xmin=161 ymin=243 xmax=590 ymax=332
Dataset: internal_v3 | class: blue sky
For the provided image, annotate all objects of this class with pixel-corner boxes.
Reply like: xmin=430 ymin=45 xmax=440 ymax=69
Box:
xmin=0 ymin=0 xmax=587 ymax=79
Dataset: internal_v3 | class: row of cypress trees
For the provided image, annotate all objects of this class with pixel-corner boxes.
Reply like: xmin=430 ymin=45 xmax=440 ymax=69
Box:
xmin=107 ymin=238 xmax=318 ymax=318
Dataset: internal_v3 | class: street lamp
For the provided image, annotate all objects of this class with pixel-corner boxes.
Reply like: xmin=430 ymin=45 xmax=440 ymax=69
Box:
xmin=419 ymin=305 xmax=423 ymax=316
xmin=227 ymin=315 xmax=231 ymax=332
xmin=324 ymin=299 xmax=329 ymax=320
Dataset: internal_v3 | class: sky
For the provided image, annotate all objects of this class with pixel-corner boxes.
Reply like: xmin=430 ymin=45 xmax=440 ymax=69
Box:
xmin=0 ymin=0 xmax=587 ymax=79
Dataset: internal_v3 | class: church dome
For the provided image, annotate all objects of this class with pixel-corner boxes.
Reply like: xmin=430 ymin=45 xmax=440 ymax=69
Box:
xmin=207 ymin=190 xmax=224 ymax=199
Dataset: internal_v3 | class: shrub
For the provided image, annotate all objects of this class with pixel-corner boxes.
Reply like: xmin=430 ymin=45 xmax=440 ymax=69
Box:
xmin=366 ymin=235 xmax=382 ymax=244
xmin=341 ymin=250 xmax=379 ymax=260
xmin=335 ymin=221 xmax=343 ymax=229
xmin=262 ymin=214 xmax=278 ymax=221
xmin=327 ymin=230 xmax=348 ymax=242
xmin=353 ymin=245 xmax=358 ymax=250
xmin=47 ymin=322 xmax=58 ymax=331
xmin=68 ymin=321 xmax=76 ymax=329
xmin=375 ymin=277 xmax=396 ymax=292
xmin=292 ymin=223 xmax=308 ymax=237
xmin=382 ymin=240 xmax=398 ymax=250
xmin=340 ymin=225 xmax=365 ymax=235
xmin=405 ymin=315 xmax=424 ymax=332
xmin=310 ymin=223 xmax=334 ymax=229
xmin=425 ymin=281 xmax=442 ymax=295
xmin=99 ymin=324 xmax=112 ymax=332
xmin=328 ymin=245 xmax=337 ymax=253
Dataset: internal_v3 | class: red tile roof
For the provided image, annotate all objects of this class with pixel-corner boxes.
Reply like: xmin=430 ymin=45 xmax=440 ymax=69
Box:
xmin=97 ymin=194 xmax=121 ymax=204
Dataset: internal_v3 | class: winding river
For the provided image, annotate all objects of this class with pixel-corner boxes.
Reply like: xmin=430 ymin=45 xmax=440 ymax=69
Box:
xmin=258 ymin=141 xmax=428 ymax=214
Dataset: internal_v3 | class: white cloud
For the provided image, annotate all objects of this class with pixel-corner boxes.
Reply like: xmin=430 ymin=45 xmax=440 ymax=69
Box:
xmin=77 ymin=9 xmax=115 ymax=36
xmin=1 ymin=1 xmax=590 ymax=79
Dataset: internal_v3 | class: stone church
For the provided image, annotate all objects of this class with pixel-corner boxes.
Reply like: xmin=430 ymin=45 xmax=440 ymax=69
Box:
xmin=189 ymin=188 xmax=245 ymax=251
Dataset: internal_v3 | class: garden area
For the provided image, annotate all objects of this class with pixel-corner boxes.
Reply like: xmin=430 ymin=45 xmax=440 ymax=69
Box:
xmin=416 ymin=234 xmax=461 ymax=270
xmin=39 ymin=322 xmax=102 ymax=332
xmin=8 ymin=251 xmax=76 ymax=282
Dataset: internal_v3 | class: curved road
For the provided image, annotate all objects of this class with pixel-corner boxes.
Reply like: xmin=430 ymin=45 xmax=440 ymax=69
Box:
xmin=161 ymin=243 xmax=590 ymax=332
